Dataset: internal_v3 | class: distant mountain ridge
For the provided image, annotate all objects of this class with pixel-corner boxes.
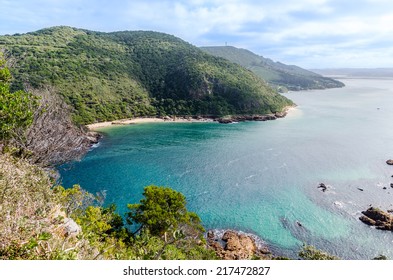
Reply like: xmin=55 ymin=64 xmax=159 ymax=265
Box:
xmin=0 ymin=26 xmax=293 ymax=124
xmin=311 ymin=68 xmax=393 ymax=78
xmin=201 ymin=46 xmax=344 ymax=92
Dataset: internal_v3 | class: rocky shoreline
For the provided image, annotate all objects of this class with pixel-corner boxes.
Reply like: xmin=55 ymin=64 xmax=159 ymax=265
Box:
xmin=206 ymin=229 xmax=273 ymax=260
xmin=216 ymin=111 xmax=289 ymax=124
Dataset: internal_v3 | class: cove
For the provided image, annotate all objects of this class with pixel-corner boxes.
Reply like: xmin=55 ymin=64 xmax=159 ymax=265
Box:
xmin=59 ymin=78 xmax=393 ymax=259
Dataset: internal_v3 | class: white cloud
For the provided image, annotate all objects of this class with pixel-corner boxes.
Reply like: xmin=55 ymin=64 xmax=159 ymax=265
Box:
xmin=1 ymin=0 xmax=393 ymax=67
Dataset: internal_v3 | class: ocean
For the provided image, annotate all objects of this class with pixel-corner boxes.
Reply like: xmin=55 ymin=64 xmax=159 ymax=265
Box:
xmin=59 ymin=78 xmax=393 ymax=259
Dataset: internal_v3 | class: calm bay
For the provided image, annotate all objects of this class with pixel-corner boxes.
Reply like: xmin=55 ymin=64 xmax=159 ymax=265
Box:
xmin=59 ymin=78 xmax=393 ymax=259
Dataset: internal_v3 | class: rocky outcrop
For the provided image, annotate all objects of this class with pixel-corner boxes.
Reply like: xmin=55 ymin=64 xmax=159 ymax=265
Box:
xmin=386 ymin=159 xmax=393 ymax=165
xmin=359 ymin=207 xmax=393 ymax=231
xmin=207 ymin=230 xmax=271 ymax=260
xmin=274 ymin=111 xmax=288 ymax=118
xmin=317 ymin=183 xmax=328 ymax=192
xmin=86 ymin=131 xmax=101 ymax=145
xmin=217 ymin=114 xmax=278 ymax=124
xmin=62 ymin=218 xmax=82 ymax=237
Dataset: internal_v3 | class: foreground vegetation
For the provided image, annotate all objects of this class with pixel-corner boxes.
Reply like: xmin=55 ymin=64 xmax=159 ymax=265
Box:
xmin=0 ymin=26 xmax=293 ymax=125
xmin=0 ymin=154 xmax=216 ymax=260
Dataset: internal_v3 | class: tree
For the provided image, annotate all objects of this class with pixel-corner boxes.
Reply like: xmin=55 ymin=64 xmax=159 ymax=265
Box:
xmin=0 ymin=52 xmax=37 ymax=145
xmin=126 ymin=185 xmax=204 ymax=237
xmin=126 ymin=185 xmax=211 ymax=259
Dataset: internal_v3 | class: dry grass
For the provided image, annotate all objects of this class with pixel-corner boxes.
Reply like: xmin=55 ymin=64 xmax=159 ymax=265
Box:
xmin=0 ymin=154 xmax=86 ymax=259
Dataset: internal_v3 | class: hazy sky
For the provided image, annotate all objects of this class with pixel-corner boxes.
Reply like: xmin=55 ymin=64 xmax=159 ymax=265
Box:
xmin=1 ymin=0 xmax=393 ymax=68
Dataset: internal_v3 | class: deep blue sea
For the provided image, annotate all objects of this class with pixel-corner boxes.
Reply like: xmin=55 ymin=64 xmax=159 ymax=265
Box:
xmin=59 ymin=78 xmax=393 ymax=259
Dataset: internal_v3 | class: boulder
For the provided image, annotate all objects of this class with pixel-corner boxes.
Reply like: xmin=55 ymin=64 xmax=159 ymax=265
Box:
xmin=62 ymin=218 xmax=82 ymax=237
xmin=359 ymin=207 xmax=393 ymax=231
xmin=217 ymin=118 xmax=233 ymax=124
xmin=386 ymin=159 xmax=393 ymax=165
xmin=207 ymin=230 xmax=271 ymax=260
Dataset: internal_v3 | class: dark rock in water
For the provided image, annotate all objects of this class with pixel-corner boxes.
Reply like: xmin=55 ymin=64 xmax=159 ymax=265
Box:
xmin=296 ymin=221 xmax=303 ymax=227
xmin=359 ymin=207 xmax=393 ymax=231
xmin=317 ymin=183 xmax=327 ymax=192
xmin=359 ymin=215 xmax=376 ymax=226
xmin=357 ymin=187 xmax=364 ymax=191
xmin=207 ymin=230 xmax=272 ymax=260
xmin=217 ymin=114 xmax=279 ymax=124
xmin=217 ymin=118 xmax=233 ymax=124
xmin=390 ymin=183 xmax=393 ymax=188
xmin=383 ymin=187 xmax=387 ymax=190
xmin=386 ymin=159 xmax=393 ymax=165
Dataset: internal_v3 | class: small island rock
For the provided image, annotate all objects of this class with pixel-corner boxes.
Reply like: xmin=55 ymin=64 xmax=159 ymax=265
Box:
xmin=359 ymin=207 xmax=393 ymax=231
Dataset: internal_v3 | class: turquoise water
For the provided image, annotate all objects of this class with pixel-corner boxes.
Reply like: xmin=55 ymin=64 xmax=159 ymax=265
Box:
xmin=59 ymin=78 xmax=393 ymax=259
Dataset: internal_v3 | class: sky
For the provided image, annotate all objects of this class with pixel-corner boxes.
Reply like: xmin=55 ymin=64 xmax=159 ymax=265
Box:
xmin=1 ymin=0 xmax=393 ymax=68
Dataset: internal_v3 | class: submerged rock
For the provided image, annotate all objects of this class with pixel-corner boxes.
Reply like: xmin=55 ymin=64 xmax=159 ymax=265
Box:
xmin=359 ymin=207 xmax=393 ymax=231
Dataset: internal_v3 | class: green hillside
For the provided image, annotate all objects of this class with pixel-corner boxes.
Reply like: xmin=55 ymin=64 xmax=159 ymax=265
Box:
xmin=200 ymin=46 xmax=344 ymax=92
xmin=0 ymin=27 xmax=293 ymax=124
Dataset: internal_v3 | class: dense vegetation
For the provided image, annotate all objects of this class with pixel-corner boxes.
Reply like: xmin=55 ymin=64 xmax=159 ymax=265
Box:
xmin=0 ymin=53 xmax=37 ymax=144
xmin=0 ymin=26 xmax=293 ymax=124
xmin=201 ymin=46 xmax=345 ymax=92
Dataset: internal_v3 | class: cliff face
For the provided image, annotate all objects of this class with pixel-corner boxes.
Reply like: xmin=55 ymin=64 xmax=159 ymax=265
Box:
xmin=24 ymin=86 xmax=100 ymax=166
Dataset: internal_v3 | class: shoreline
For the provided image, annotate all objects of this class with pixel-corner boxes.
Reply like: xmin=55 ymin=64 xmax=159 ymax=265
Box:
xmin=86 ymin=106 xmax=297 ymax=130
xmin=86 ymin=116 xmax=214 ymax=130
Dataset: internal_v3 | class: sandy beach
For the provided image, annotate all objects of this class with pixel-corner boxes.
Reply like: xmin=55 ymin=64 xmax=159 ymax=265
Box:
xmin=86 ymin=106 xmax=297 ymax=130
xmin=86 ymin=117 xmax=213 ymax=130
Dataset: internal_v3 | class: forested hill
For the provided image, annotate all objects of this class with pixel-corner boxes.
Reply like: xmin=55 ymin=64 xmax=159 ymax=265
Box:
xmin=201 ymin=46 xmax=345 ymax=92
xmin=0 ymin=26 xmax=293 ymax=125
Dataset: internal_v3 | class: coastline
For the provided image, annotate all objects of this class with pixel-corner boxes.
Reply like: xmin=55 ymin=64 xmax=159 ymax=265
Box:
xmin=86 ymin=106 xmax=297 ymax=130
xmin=86 ymin=116 xmax=214 ymax=130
